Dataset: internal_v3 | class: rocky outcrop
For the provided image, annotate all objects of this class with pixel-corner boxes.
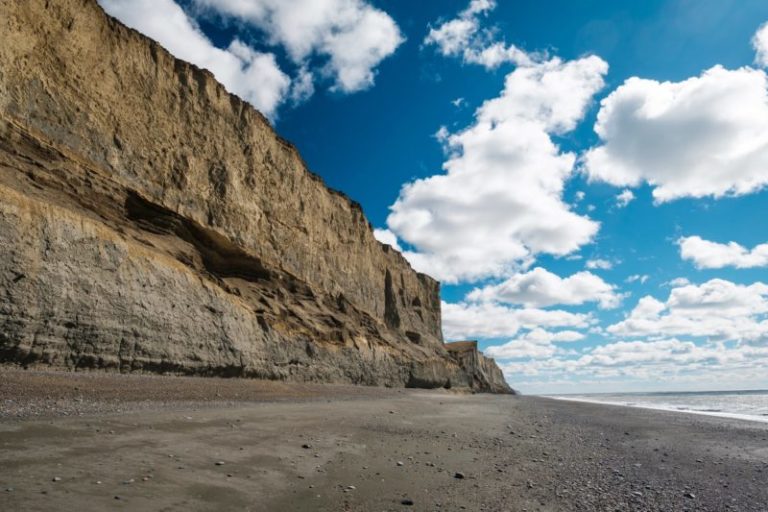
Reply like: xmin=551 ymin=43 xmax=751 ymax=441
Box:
xmin=445 ymin=342 xmax=514 ymax=394
xmin=0 ymin=0 xmax=510 ymax=392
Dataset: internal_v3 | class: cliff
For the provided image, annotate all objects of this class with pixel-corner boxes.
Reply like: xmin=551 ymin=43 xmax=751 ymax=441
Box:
xmin=445 ymin=342 xmax=513 ymax=394
xmin=0 ymin=0 xmax=511 ymax=393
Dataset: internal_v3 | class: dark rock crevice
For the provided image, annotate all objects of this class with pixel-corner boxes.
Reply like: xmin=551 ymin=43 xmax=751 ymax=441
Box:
xmin=125 ymin=191 xmax=273 ymax=283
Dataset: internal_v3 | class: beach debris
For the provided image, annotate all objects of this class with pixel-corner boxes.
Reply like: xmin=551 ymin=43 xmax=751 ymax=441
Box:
xmin=215 ymin=461 xmax=225 ymax=466
xmin=684 ymin=492 xmax=696 ymax=499
xmin=396 ymin=461 xmax=404 ymax=466
xmin=52 ymin=477 xmax=61 ymax=482
xmin=454 ymin=472 xmax=465 ymax=479
xmin=302 ymin=443 xmax=312 ymax=449
xmin=401 ymin=498 xmax=414 ymax=506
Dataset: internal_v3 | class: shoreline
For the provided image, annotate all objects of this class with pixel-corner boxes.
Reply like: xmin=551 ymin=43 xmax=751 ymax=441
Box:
xmin=545 ymin=394 xmax=768 ymax=425
xmin=2 ymin=370 xmax=768 ymax=511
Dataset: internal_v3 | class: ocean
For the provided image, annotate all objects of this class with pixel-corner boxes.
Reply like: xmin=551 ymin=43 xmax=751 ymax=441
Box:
xmin=549 ymin=389 xmax=768 ymax=423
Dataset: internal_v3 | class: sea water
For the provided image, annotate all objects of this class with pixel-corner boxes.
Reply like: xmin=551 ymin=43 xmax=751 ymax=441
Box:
xmin=549 ymin=390 xmax=768 ymax=423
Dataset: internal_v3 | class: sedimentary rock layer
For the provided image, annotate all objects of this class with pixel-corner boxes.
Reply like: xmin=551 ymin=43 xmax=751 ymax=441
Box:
xmin=0 ymin=0 xmax=512 ymax=393
xmin=445 ymin=342 xmax=512 ymax=394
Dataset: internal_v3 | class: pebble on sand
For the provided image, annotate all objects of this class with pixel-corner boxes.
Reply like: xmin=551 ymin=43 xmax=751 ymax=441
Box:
xmin=454 ymin=472 xmax=465 ymax=479
xmin=401 ymin=498 xmax=414 ymax=506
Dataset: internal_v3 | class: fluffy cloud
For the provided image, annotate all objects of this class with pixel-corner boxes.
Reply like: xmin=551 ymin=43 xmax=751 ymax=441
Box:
xmin=385 ymin=56 xmax=607 ymax=283
xmin=485 ymin=328 xmax=584 ymax=360
xmin=424 ymin=0 xmax=535 ymax=69
xmin=615 ymin=189 xmax=635 ymax=208
xmin=501 ymin=337 xmax=768 ymax=393
xmin=583 ymin=63 xmax=768 ymax=202
xmin=99 ymin=0 xmax=290 ymax=118
xmin=441 ymin=301 xmax=589 ymax=340
xmin=467 ymin=267 xmax=619 ymax=309
xmin=679 ymin=236 xmax=768 ymax=269
xmin=192 ymin=0 xmax=403 ymax=93
xmin=607 ymin=279 xmax=768 ymax=343
xmin=753 ymin=22 xmax=768 ymax=67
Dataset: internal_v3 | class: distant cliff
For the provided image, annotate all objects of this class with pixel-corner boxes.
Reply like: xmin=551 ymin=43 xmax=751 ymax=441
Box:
xmin=445 ymin=342 xmax=513 ymax=394
xmin=0 ymin=0 xmax=512 ymax=393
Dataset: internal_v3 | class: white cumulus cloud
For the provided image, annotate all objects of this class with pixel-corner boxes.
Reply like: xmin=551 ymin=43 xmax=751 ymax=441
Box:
xmin=485 ymin=328 xmax=585 ymax=360
xmin=424 ymin=0 xmax=536 ymax=69
xmin=441 ymin=301 xmax=589 ymax=340
xmin=753 ymin=22 xmax=768 ymax=68
xmin=615 ymin=189 xmax=635 ymax=208
xmin=502 ymin=338 xmax=768 ymax=393
xmin=385 ymin=56 xmax=608 ymax=283
xmin=583 ymin=62 xmax=768 ymax=202
xmin=467 ymin=267 xmax=620 ymax=309
xmin=192 ymin=0 xmax=403 ymax=93
xmin=607 ymin=279 xmax=768 ymax=343
xmin=679 ymin=236 xmax=768 ymax=269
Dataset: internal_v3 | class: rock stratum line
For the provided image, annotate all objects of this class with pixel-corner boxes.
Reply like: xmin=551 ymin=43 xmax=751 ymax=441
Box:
xmin=0 ymin=0 xmax=511 ymax=393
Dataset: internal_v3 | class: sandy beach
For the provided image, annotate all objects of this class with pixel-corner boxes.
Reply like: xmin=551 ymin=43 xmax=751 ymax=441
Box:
xmin=1 ymin=369 xmax=767 ymax=511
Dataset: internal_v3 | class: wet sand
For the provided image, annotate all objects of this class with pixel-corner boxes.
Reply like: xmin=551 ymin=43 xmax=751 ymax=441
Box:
xmin=1 ymin=370 xmax=767 ymax=511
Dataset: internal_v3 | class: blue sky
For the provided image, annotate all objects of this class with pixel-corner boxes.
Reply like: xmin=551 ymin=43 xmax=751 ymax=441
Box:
xmin=101 ymin=0 xmax=768 ymax=394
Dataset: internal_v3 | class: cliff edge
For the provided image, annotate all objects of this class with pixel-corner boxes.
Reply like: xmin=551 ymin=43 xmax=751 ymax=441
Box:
xmin=0 ymin=0 xmax=512 ymax=393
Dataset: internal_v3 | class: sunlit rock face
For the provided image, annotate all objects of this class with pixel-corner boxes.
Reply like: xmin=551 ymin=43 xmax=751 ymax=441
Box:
xmin=0 ymin=0 xmax=510 ymax=392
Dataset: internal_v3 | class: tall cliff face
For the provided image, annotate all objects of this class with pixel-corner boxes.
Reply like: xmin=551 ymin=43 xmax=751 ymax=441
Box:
xmin=0 ymin=0 xmax=511 ymax=393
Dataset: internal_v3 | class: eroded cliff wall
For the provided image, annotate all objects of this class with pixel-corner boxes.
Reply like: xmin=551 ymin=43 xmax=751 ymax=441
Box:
xmin=445 ymin=342 xmax=513 ymax=394
xmin=0 ymin=0 xmax=511 ymax=392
